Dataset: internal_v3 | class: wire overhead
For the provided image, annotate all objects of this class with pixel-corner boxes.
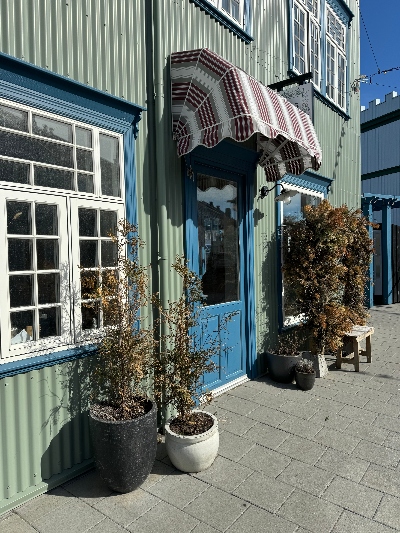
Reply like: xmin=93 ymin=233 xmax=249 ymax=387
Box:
xmin=355 ymin=0 xmax=381 ymax=73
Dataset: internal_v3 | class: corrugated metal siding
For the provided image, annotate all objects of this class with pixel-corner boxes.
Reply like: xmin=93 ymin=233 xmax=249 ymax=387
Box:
xmin=362 ymin=123 xmax=400 ymax=175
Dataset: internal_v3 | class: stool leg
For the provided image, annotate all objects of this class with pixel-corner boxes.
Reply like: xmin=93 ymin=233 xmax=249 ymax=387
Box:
xmin=336 ymin=346 xmax=342 ymax=369
xmin=366 ymin=335 xmax=372 ymax=363
xmin=353 ymin=339 xmax=360 ymax=372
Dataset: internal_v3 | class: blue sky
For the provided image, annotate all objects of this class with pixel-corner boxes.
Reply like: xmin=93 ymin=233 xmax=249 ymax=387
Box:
xmin=359 ymin=0 xmax=400 ymax=109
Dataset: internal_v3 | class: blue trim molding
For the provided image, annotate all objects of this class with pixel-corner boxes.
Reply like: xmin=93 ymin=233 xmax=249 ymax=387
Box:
xmin=282 ymin=170 xmax=333 ymax=196
xmin=0 ymin=53 xmax=144 ymax=377
xmin=327 ymin=0 xmax=354 ymax=27
xmin=189 ymin=0 xmax=254 ymax=43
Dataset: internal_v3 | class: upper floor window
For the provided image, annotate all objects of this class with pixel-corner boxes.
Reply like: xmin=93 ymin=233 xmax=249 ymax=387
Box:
xmin=208 ymin=0 xmax=245 ymax=27
xmin=0 ymin=98 xmax=124 ymax=365
xmin=291 ymin=0 xmax=348 ymax=111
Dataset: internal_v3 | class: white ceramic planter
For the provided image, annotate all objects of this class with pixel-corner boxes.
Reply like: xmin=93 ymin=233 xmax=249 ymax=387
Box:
xmin=165 ymin=410 xmax=219 ymax=473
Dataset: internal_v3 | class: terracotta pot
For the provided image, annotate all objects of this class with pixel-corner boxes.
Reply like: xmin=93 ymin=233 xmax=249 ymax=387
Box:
xmin=165 ymin=410 xmax=219 ymax=473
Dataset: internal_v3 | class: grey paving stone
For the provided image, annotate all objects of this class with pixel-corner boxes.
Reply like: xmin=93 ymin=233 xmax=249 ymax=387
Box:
xmin=242 ymin=378 xmax=284 ymax=393
xmin=361 ymin=463 xmax=400 ymax=498
xmin=63 ymin=469 xmax=113 ymax=503
xmin=247 ymin=404 xmax=289 ymax=427
xmin=334 ymin=392 xmax=369 ymax=409
xmin=304 ymin=395 xmax=342 ymax=413
xmin=338 ymin=404 xmax=378 ymax=423
xmin=364 ymin=399 xmax=400 ymax=418
xmin=331 ymin=509 xmax=397 ymax=533
xmin=226 ymin=505 xmax=297 ymax=533
xmin=276 ymin=434 xmax=326 ymax=465
xmin=213 ymin=395 xmax=259 ymax=416
xmin=192 ymin=455 xmax=253 ymax=492
xmin=373 ymin=413 xmax=400 ymax=433
xmin=309 ymin=411 xmax=352 ymax=432
xmin=316 ymin=448 xmax=370 ymax=483
xmin=218 ymin=429 xmax=255 ymax=461
xmin=233 ymin=471 xmax=294 ymax=513
xmin=238 ymin=443 xmax=291 ymax=478
xmin=192 ymin=522 xmax=220 ymax=533
xmin=313 ymin=426 xmax=361 ymax=453
xmin=277 ymin=489 xmax=342 ymax=533
xmin=211 ymin=408 xmax=257 ymax=436
xmin=357 ymin=388 xmax=394 ymax=403
xmin=243 ymin=422 xmax=290 ymax=450
xmin=322 ymin=476 xmax=383 ymax=518
xmin=140 ymin=460 xmax=176 ymax=490
xmin=309 ymin=383 xmax=339 ymax=399
xmin=374 ymin=495 xmax=400 ymax=530
xmin=276 ymin=400 xmax=319 ymax=421
xmin=87 ymin=517 xmax=128 ymax=533
xmin=31 ymin=497 xmax=105 ymax=533
xmin=0 ymin=512 xmax=37 ymax=532
xmin=127 ymin=500 xmax=199 ymax=533
xmin=353 ymin=438 xmax=400 ymax=468
xmin=277 ymin=413 xmax=324 ymax=439
xmin=93 ymin=488 xmax=160 ymax=527
xmin=146 ymin=471 xmax=209 ymax=509
xmin=184 ymin=486 xmax=249 ymax=532
xmin=227 ymin=386 xmax=261 ymax=401
xmin=276 ymin=459 xmax=335 ymax=497
xmin=14 ymin=486 xmax=72 ymax=523
xmin=345 ymin=419 xmax=390 ymax=445
xmin=384 ymin=431 xmax=400 ymax=451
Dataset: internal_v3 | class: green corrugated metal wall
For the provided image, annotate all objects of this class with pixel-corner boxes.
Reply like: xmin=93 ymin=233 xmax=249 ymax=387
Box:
xmin=0 ymin=0 xmax=360 ymax=512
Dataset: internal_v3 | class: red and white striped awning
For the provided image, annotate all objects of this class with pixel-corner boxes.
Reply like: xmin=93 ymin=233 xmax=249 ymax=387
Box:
xmin=171 ymin=48 xmax=322 ymax=181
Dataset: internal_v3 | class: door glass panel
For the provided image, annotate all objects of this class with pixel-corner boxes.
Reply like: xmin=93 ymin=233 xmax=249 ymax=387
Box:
xmin=8 ymin=239 xmax=33 ymax=271
xmin=197 ymin=174 xmax=239 ymax=306
xmin=36 ymin=204 xmax=58 ymax=235
xmin=100 ymin=210 xmax=118 ymax=237
xmin=7 ymin=201 xmax=32 ymax=234
xmin=79 ymin=240 xmax=98 ymax=267
xmin=9 ymin=274 xmax=34 ymax=307
xmin=79 ymin=208 xmax=97 ymax=236
xmin=38 ymin=273 xmax=60 ymax=304
xmin=39 ymin=307 xmax=60 ymax=338
xmin=37 ymin=240 xmax=59 ymax=270
xmin=10 ymin=310 xmax=34 ymax=344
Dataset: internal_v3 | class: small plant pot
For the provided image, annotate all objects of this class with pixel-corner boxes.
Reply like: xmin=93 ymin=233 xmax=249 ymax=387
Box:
xmin=295 ymin=370 xmax=316 ymax=391
xmin=266 ymin=351 xmax=302 ymax=383
xmin=165 ymin=410 xmax=219 ymax=473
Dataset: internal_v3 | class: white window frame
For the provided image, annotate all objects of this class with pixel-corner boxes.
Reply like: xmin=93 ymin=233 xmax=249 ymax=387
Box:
xmin=280 ymin=185 xmax=324 ymax=328
xmin=0 ymin=98 xmax=125 ymax=365
xmin=326 ymin=6 xmax=347 ymax=109
xmin=207 ymin=0 xmax=245 ymax=28
xmin=293 ymin=0 xmax=321 ymax=90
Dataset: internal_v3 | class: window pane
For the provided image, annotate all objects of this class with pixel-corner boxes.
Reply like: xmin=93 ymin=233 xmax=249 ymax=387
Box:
xmin=8 ymin=239 xmax=33 ymax=271
xmin=0 ymin=104 xmax=28 ymax=132
xmin=101 ymin=241 xmax=117 ymax=267
xmin=38 ymin=273 xmax=60 ymax=304
xmin=75 ymin=127 xmax=92 ymax=148
xmin=79 ymin=240 xmax=98 ymax=267
xmin=32 ymin=115 xmax=72 ymax=143
xmin=37 ymin=240 xmax=59 ymax=270
xmin=0 ymin=130 xmax=74 ymax=168
xmin=197 ymin=174 xmax=239 ymax=305
xmin=80 ymin=271 xmax=99 ymax=299
xmin=10 ymin=310 xmax=34 ymax=344
xmin=77 ymin=173 xmax=94 ymax=193
xmin=100 ymin=210 xmax=118 ymax=237
xmin=34 ymin=166 xmax=74 ymax=190
xmin=7 ymin=201 xmax=32 ymax=235
xmin=81 ymin=304 xmax=99 ymax=330
xmin=38 ymin=307 xmax=60 ymax=338
xmin=36 ymin=204 xmax=58 ymax=235
xmin=100 ymin=134 xmax=120 ymax=197
xmin=76 ymin=148 xmax=93 ymax=172
xmin=79 ymin=208 xmax=97 ymax=237
xmin=0 ymin=159 xmax=30 ymax=184
xmin=9 ymin=274 xmax=34 ymax=307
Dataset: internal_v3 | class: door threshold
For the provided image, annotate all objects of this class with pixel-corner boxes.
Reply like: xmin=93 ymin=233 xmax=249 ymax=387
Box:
xmin=209 ymin=375 xmax=250 ymax=399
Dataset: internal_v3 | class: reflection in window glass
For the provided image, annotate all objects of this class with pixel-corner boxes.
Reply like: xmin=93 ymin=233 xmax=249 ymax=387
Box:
xmin=34 ymin=166 xmax=74 ymax=190
xmin=7 ymin=201 xmax=32 ymax=235
xmin=76 ymin=148 xmax=93 ymax=172
xmin=32 ymin=115 xmax=72 ymax=143
xmin=100 ymin=134 xmax=120 ymax=197
xmin=75 ymin=127 xmax=92 ymax=148
xmin=36 ymin=204 xmax=58 ymax=236
xmin=8 ymin=239 xmax=33 ymax=271
xmin=0 ymin=104 xmax=28 ymax=132
xmin=100 ymin=210 xmax=117 ymax=237
xmin=9 ymin=275 xmax=34 ymax=307
xmin=197 ymin=174 xmax=239 ymax=306
xmin=0 ymin=159 xmax=30 ymax=184
xmin=77 ymin=173 xmax=94 ymax=193
xmin=10 ymin=310 xmax=34 ymax=344
xmin=79 ymin=208 xmax=97 ymax=237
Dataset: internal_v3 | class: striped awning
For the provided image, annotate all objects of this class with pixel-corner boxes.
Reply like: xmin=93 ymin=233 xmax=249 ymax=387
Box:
xmin=171 ymin=48 xmax=322 ymax=181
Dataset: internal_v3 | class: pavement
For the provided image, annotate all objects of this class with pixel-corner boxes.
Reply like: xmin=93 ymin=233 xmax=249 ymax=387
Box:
xmin=2 ymin=304 xmax=400 ymax=533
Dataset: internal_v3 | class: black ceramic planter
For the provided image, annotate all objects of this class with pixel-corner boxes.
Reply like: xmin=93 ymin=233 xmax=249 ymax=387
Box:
xmin=266 ymin=351 xmax=301 ymax=383
xmin=295 ymin=370 xmax=316 ymax=391
xmin=89 ymin=399 xmax=157 ymax=493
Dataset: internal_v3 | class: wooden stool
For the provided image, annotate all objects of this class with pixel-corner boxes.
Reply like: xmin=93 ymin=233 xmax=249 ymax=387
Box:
xmin=336 ymin=325 xmax=374 ymax=372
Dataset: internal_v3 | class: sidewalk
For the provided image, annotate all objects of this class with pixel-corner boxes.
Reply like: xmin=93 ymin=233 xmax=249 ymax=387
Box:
xmin=2 ymin=304 xmax=400 ymax=533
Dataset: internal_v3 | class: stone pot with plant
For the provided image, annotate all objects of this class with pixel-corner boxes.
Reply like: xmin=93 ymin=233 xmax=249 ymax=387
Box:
xmin=294 ymin=359 xmax=316 ymax=391
xmin=266 ymin=331 xmax=303 ymax=383
xmin=80 ymin=220 xmax=158 ymax=493
xmin=154 ymin=256 xmax=226 ymax=473
xmin=282 ymin=200 xmax=374 ymax=371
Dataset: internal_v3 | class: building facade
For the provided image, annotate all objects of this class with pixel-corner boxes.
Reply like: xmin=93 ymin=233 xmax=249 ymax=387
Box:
xmin=0 ymin=0 xmax=360 ymax=513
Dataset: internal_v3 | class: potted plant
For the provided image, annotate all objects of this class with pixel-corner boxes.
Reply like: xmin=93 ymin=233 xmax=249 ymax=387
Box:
xmin=266 ymin=331 xmax=303 ymax=383
xmin=154 ymin=256 xmax=224 ymax=473
xmin=282 ymin=200 xmax=374 ymax=369
xmin=80 ymin=220 xmax=158 ymax=493
xmin=294 ymin=359 xmax=316 ymax=391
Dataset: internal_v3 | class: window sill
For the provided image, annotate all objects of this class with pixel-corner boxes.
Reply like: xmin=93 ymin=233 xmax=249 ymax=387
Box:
xmin=189 ymin=0 xmax=253 ymax=43
xmin=0 ymin=344 xmax=97 ymax=378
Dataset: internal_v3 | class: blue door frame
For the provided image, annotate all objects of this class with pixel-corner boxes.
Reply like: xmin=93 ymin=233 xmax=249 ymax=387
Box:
xmin=184 ymin=141 xmax=259 ymax=382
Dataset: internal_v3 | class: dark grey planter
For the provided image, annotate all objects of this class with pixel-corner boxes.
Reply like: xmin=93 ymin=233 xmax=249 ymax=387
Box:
xmin=89 ymin=399 xmax=157 ymax=493
xmin=295 ymin=370 xmax=316 ymax=391
xmin=266 ymin=351 xmax=301 ymax=383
